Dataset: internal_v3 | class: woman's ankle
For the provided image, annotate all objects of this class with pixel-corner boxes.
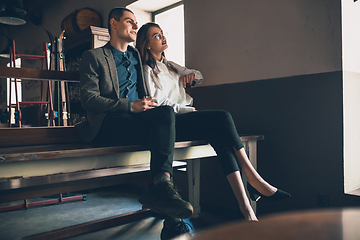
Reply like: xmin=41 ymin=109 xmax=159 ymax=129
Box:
xmin=239 ymin=204 xmax=258 ymax=222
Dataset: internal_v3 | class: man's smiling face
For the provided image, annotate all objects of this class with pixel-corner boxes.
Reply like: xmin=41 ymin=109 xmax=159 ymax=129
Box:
xmin=111 ymin=10 xmax=138 ymax=43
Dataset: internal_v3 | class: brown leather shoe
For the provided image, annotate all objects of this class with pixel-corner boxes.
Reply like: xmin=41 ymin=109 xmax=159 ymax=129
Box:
xmin=138 ymin=181 xmax=193 ymax=219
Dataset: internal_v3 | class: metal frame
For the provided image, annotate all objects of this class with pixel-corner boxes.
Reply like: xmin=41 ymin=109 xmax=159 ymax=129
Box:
xmin=8 ymin=39 xmax=55 ymax=127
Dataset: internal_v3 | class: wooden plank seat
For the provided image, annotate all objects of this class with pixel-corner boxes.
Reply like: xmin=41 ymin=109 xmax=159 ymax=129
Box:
xmin=0 ymin=161 xmax=186 ymax=204
xmin=0 ymin=126 xmax=209 ymax=206
xmin=0 ymin=126 xmax=263 ymax=214
xmin=0 ymin=126 xmax=206 ymax=203
xmin=0 ymin=126 xmax=212 ymax=163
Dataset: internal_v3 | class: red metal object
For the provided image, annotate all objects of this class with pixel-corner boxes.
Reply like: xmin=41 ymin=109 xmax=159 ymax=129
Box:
xmin=0 ymin=194 xmax=86 ymax=212
xmin=8 ymin=39 xmax=55 ymax=127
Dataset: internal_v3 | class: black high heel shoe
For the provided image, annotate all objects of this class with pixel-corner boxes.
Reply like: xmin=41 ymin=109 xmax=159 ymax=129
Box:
xmin=247 ymin=182 xmax=291 ymax=202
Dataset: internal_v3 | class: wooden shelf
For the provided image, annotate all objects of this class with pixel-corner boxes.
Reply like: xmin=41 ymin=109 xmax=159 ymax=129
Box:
xmin=64 ymin=26 xmax=109 ymax=51
xmin=0 ymin=66 xmax=79 ymax=82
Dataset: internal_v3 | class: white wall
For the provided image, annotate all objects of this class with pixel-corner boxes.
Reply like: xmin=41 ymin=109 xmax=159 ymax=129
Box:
xmin=342 ymin=0 xmax=360 ymax=193
xmin=342 ymin=0 xmax=360 ymax=74
xmin=343 ymin=71 xmax=360 ymax=193
xmin=184 ymin=0 xmax=342 ymax=87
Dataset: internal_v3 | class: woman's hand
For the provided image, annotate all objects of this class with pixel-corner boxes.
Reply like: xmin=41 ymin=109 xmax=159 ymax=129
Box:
xmin=130 ymin=97 xmax=158 ymax=113
xmin=182 ymin=73 xmax=195 ymax=88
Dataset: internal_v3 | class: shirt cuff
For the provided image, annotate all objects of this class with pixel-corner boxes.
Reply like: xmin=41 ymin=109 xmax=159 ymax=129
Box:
xmin=178 ymin=106 xmax=195 ymax=114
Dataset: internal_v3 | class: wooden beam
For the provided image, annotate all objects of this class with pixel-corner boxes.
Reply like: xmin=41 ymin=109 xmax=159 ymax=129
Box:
xmin=0 ymin=161 xmax=186 ymax=203
xmin=0 ymin=66 xmax=79 ymax=82
xmin=19 ymin=209 xmax=154 ymax=240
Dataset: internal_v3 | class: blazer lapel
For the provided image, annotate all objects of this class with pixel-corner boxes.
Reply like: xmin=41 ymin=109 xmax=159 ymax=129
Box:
xmin=103 ymin=43 xmax=120 ymax=98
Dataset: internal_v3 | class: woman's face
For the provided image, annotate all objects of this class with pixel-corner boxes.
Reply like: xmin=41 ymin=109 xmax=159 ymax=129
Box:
xmin=146 ymin=26 xmax=168 ymax=57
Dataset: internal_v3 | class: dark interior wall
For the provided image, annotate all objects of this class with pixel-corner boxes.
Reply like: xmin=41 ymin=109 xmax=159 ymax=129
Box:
xmin=182 ymin=0 xmax=355 ymax=216
xmin=0 ymin=0 xmax=135 ymax=68
xmin=191 ymin=71 xmax=360 ymax=216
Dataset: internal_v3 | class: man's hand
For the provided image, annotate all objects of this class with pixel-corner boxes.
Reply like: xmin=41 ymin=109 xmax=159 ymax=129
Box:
xmin=130 ymin=97 xmax=158 ymax=113
xmin=182 ymin=73 xmax=195 ymax=88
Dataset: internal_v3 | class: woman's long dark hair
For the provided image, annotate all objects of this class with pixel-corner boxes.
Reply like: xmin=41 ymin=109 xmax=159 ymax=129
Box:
xmin=136 ymin=22 xmax=177 ymax=78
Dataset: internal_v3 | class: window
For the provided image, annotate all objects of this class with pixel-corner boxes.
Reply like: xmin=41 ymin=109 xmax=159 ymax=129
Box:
xmin=153 ymin=2 xmax=184 ymax=65
xmin=128 ymin=1 xmax=184 ymax=65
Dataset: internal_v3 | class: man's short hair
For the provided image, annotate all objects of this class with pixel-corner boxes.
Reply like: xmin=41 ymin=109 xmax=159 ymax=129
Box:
xmin=108 ymin=7 xmax=134 ymax=35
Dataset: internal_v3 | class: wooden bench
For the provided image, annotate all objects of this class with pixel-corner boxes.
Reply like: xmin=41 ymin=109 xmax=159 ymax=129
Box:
xmin=0 ymin=66 xmax=264 ymax=239
xmin=0 ymin=126 xmax=263 ymax=239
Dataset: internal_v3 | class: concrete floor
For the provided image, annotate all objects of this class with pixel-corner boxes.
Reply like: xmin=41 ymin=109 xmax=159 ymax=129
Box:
xmin=0 ymin=184 xmax=238 ymax=240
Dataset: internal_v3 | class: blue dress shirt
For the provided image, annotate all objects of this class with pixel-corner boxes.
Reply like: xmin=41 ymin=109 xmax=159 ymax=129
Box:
xmin=110 ymin=45 xmax=139 ymax=110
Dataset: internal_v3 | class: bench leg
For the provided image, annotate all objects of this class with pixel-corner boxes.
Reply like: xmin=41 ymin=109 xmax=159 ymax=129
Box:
xmin=187 ymin=159 xmax=201 ymax=218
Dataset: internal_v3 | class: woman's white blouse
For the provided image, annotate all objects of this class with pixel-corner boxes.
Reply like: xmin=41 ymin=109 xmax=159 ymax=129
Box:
xmin=143 ymin=58 xmax=203 ymax=114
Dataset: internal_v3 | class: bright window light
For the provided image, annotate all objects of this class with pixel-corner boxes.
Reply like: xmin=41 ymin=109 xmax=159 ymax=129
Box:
xmin=154 ymin=5 xmax=184 ymax=66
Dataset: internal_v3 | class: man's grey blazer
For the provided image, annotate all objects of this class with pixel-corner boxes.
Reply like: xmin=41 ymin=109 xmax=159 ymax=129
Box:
xmin=75 ymin=42 xmax=148 ymax=142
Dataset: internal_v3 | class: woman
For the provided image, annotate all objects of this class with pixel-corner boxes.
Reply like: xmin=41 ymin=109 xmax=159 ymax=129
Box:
xmin=136 ymin=22 xmax=290 ymax=222
xmin=137 ymin=25 xmax=202 ymax=114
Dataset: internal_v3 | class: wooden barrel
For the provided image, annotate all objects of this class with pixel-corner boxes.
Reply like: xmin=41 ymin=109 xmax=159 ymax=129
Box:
xmin=61 ymin=8 xmax=102 ymax=36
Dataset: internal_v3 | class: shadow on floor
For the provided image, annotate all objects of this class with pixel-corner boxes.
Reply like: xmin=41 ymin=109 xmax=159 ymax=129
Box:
xmin=0 ymin=184 xmax=243 ymax=240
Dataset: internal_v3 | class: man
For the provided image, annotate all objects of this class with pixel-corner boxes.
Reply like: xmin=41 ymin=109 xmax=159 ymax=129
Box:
xmin=75 ymin=7 xmax=192 ymax=239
